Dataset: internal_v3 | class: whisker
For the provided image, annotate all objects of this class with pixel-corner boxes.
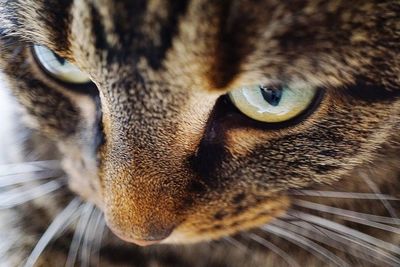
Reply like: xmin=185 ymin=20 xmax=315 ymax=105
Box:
xmin=0 ymin=170 xmax=62 ymax=187
xmin=0 ymin=179 xmax=65 ymax=209
xmin=0 ymin=160 xmax=60 ymax=176
xmin=294 ymin=199 xmax=400 ymax=231
xmin=313 ymin=226 xmax=400 ymax=267
xmin=91 ymin=214 xmax=106 ymax=267
xmin=224 ymin=236 xmax=248 ymax=251
xmin=286 ymin=210 xmax=400 ymax=255
xmin=289 ymin=190 xmax=400 ymax=201
xmin=361 ymin=173 xmax=399 ymax=218
xmin=65 ymin=202 xmax=95 ymax=267
xmin=80 ymin=208 xmax=102 ymax=267
xmin=278 ymin=218 xmax=400 ymax=266
xmin=261 ymin=224 xmax=350 ymax=267
xmin=247 ymin=233 xmax=301 ymax=267
xmin=24 ymin=198 xmax=82 ymax=267
xmin=283 ymin=210 xmax=331 ymax=239
xmin=0 ymin=178 xmax=64 ymax=197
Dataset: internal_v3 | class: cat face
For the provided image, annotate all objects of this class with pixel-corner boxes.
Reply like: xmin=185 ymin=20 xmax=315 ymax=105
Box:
xmin=0 ymin=0 xmax=399 ymax=245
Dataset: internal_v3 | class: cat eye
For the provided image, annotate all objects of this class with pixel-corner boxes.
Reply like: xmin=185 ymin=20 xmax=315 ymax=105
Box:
xmin=229 ymin=84 xmax=318 ymax=123
xmin=32 ymin=45 xmax=91 ymax=84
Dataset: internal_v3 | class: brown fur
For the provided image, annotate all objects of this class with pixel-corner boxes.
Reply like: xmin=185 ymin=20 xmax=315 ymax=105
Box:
xmin=0 ymin=0 xmax=399 ymax=266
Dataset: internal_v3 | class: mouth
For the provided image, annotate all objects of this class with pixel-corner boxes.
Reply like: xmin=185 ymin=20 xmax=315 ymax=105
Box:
xmin=112 ymin=234 xmax=164 ymax=247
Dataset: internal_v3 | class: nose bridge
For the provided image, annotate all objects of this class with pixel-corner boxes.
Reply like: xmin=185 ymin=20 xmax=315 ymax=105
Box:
xmin=98 ymin=76 xmax=204 ymax=241
xmin=100 ymin=111 xmax=191 ymax=241
xmin=102 ymin=73 xmax=189 ymax=148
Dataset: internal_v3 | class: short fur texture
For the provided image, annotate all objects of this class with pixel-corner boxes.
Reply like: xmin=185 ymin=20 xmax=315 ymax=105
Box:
xmin=0 ymin=0 xmax=399 ymax=266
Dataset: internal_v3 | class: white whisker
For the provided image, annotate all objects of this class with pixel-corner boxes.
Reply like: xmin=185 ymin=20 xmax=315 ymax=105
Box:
xmin=80 ymin=208 xmax=102 ymax=267
xmin=247 ymin=233 xmax=301 ymax=267
xmin=277 ymin=218 xmax=400 ymax=266
xmin=0 ymin=180 xmax=65 ymax=209
xmin=0 ymin=160 xmax=60 ymax=176
xmin=294 ymin=200 xmax=400 ymax=232
xmin=361 ymin=173 xmax=399 ymax=219
xmin=24 ymin=198 xmax=82 ymax=267
xmin=313 ymin=226 xmax=400 ymax=266
xmin=91 ymin=214 xmax=106 ymax=267
xmin=261 ymin=224 xmax=350 ymax=267
xmin=0 ymin=178 xmax=64 ymax=197
xmin=224 ymin=236 xmax=248 ymax=251
xmin=0 ymin=170 xmax=62 ymax=187
xmin=65 ymin=202 xmax=95 ymax=267
xmin=286 ymin=210 xmax=400 ymax=255
xmin=290 ymin=190 xmax=400 ymax=200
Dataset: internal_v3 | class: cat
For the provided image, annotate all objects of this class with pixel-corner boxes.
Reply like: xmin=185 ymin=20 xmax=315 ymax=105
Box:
xmin=0 ymin=0 xmax=399 ymax=266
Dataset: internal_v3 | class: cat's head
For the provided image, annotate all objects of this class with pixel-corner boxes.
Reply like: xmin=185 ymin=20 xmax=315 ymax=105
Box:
xmin=0 ymin=0 xmax=399 ymax=246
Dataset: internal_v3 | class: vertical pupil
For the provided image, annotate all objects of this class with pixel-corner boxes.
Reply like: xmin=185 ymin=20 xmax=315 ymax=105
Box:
xmin=53 ymin=52 xmax=66 ymax=65
xmin=260 ymin=85 xmax=283 ymax=106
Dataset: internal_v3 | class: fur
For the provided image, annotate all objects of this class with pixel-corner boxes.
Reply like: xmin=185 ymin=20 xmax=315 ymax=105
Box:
xmin=0 ymin=0 xmax=399 ymax=266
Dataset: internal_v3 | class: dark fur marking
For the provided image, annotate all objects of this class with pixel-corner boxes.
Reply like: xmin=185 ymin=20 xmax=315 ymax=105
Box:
xmin=41 ymin=0 xmax=73 ymax=52
xmin=313 ymin=164 xmax=338 ymax=175
xmin=94 ymin=94 xmax=105 ymax=158
xmin=209 ymin=1 xmax=256 ymax=89
xmin=212 ymin=224 xmax=223 ymax=230
xmin=150 ymin=0 xmax=189 ymax=70
xmin=89 ymin=3 xmax=111 ymax=51
xmin=346 ymin=82 xmax=400 ymax=103
xmin=233 ymin=206 xmax=245 ymax=216
xmin=189 ymin=141 xmax=228 ymax=187
xmin=187 ymin=180 xmax=207 ymax=194
xmin=232 ymin=193 xmax=245 ymax=205
xmin=12 ymin=73 xmax=80 ymax=136
xmin=188 ymin=97 xmax=232 ymax=187
xmin=213 ymin=210 xmax=228 ymax=220
xmin=110 ymin=1 xmax=189 ymax=69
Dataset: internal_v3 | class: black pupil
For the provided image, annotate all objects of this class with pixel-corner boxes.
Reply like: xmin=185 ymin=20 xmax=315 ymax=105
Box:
xmin=53 ymin=52 xmax=66 ymax=65
xmin=260 ymin=85 xmax=283 ymax=106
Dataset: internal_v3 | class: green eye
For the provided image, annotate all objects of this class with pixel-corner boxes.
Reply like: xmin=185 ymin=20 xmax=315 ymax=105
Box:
xmin=33 ymin=45 xmax=91 ymax=84
xmin=229 ymin=84 xmax=318 ymax=123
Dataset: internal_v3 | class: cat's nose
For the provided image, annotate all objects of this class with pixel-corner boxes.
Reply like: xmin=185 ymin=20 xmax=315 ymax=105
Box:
xmin=101 ymin=151 xmax=187 ymax=246
xmin=105 ymin=212 xmax=176 ymax=246
xmin=108 ymin=225 xmax=173 ymax=246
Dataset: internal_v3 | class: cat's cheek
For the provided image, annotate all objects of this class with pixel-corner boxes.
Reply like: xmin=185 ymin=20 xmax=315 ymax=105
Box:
xmin=60 ymin=142 xmax=104 ymax=207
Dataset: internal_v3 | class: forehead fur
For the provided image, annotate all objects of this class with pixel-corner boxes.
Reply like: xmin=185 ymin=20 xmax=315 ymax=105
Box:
xmin=1 ymin=0 xmax=399 ymax=92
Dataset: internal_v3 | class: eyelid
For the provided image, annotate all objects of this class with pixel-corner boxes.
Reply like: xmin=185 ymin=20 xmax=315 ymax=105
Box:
xmin=32 ymin=45 xmax=91 ymax=84
xmin=31 ymin=45 xmax=99 ymax=95
xmin=200 ymin=88 xmax=326 ymax=148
